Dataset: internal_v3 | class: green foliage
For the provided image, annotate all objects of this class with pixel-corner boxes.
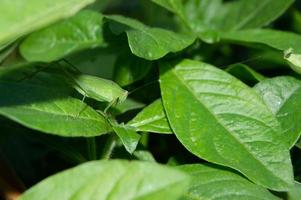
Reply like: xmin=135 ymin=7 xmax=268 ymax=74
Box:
xmin=1 ymin=0 xmax=301 ymax=199
xmin=179 ymin=164 xmax=279 ymax=200
xmin=20 ymin=160 xmax=190 ymax=200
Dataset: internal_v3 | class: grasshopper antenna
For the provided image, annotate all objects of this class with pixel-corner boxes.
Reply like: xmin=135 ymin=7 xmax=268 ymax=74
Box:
xmin=219 ymin=55 xmax=264 ymax=69
xmin=127 ymin=80 xmax=159 ymax=96
xmin=59 ymin=58 xmax=81 ymax=73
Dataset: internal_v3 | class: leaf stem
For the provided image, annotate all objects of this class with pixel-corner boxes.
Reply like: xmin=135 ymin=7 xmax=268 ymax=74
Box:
xmin=101 ymin=134 xmax=116 ymax=160
xmin=87 ymin=137 xmax=97 ymax=160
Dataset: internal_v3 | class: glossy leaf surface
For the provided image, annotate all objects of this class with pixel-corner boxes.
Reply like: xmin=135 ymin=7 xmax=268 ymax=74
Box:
xmin=106 ymin=15 xmax=196 ymax=60
xmin=20 ymin=160 xmax=190 ymax=200
xmin=254 ymin=76 xmax=301 ymax=148
xmin=20 ymin=10 xmax=105 ymax=62
xmin=160 ymin=59 xmax=293 ymax=191
xmin=0 ymin=0 xmax=95 ymax=46
xmin=179 ymin=164 xmax=279 ymax=200
xmin=128 ymin=99 xmax=172 ymax=134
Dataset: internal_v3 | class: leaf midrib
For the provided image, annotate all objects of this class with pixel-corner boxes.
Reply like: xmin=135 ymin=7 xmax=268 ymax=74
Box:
xmin=170 ymin=66 xmax=286 ymax=185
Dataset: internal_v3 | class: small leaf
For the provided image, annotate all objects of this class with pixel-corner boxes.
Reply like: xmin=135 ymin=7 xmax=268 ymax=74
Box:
xmin=254 ymin=76 xmax=301 ymax=148
xmin=128 ymin=99 xmax=172 ymax=134
xmin=226 ymin=64 xmax=265 ymax=85
xmin=20 ymin=160 xmax=190 ymax=200
xmin=110 ymin=121 xmax=141 ymax=154
xmin=20 ymin=10 xmax=105 ymax=62
xmin=106 ymin=15 xmax=196 ymax=60
xmin=160 ymin=59 xmax=293 ymax=191
xmin=0 ymin=0 xmax=95 ymax=46
xmin=113 ymin=53 xmax=152 ymax=86
xmin=179 ymin=164 xmax=279 ymax=200
xmin=133 ymin=150 xmax=156 ymax=162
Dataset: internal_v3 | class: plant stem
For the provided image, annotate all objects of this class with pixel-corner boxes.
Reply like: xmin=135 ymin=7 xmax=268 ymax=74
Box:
xmin=101 ymin=134 xmax=116 ymax=160
xmin=87 ymin=137 xmax=97 ymax=160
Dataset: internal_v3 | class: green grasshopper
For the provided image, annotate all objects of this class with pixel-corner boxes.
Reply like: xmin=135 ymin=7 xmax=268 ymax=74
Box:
xmin=57 ymin=60 xmax=128 ymax=114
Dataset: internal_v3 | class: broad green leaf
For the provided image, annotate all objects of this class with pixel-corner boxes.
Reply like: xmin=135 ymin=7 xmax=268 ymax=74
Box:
xmin=152 ymin=0 xmax=293 ymax=42
xmin=284 ymin=48 xmax=301 ymax=74
xmin=20 ymin=160 xmax=190 ymax=200
xmin=128 ymin=99 xmax=172 ymax=134
xmin=226 ymin=64 xmax=265 ymax=85
xmin=0 ymin=0 xmax=95 ymax=46
xmin=254 ymin=76 xmax=301 ymax=148
xmin=110 ymin=121 xmax=141 ymax=154
xmin=287 ymin=182 xmax=301 ymax=200
xmin=113 ymin=53 xmax=152 ymax=86
xmin=72 ymin=74 xmax=128 ymax=104
xmin=106 ymin=15 xmax=196 ymax=60
xmin=214 ymin=0 xmax=294 ymax=31
xmin=179 ymin=164 xmax=279 ymax=200
xmin=221 ymin=29 xmax=301 ymax=54
xmin=0 ymin=81 xmax=110 ymax=137
xmin=20 ymin=10 xmax=105 ymax=62
xmin=160 ymin=59 xmax=293 ymax=191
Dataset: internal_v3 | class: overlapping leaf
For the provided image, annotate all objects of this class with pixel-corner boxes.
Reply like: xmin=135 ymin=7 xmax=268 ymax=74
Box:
xmin=179 ymin=164 xmax=279 ymax=200
xmin=160 ymin=59 xmax=293 ymax=191
xmin=110 ymin=121 xmax=141 ymax=154
xmin=221 ymin=29 xmax=301 ymax=53
xmin=0 ymin=0 xmax=95 ymax=46
xmin=106 ymin=15 xmax=196 ymax=60
xmin=128 ymin=99 xmax=172 ymax=134
xmin=20 ymin=10 xmax=105 ymax=62
xmin=20 ymin=160 xmax=190 ymax=200
xmin=254 ymin=76 xmax=301 ymax=148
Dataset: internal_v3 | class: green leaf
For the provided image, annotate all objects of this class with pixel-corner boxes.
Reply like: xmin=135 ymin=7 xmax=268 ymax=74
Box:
xmin=0 ymin=0 xmax=95 ymax=46
xmin=133 ymin=150 xmax=156 ymax=162
xmin=178 ymin=164 xmax=279 ymax=200
xmin=213 ymin=0 xmax=293 ymax=31
xmin=113 ymin=53 xmax=152 ymax=86
xmin=106 ymin=15 xmax=196 ymax=60
xmin=221 ymin=29 xmax=301 ymax=54
xmin=254 ymin=76 xmax=301 ymax=148
xmin=0 ymin=81 xmax=110 ymax=137
xmin=160 ymin=59 xmax=293 ymax=191
xmin=20 ymin=10 xmax=105 ymax=62
xmin=287 ymin=182 xmax=301 ymax=200
xmin=226 ymin=64 xmax=265 ymax=85
xmin=112 ymin=98 xmax=145 ymax=115
xmin=110 ymin=121 xmax=141 ymax=154
xmin=20 ymin=160 xmax=190 ymax=200
xmin=128 ymin=99 xmax=172 ymax=134
xmin=152 ymin=0 xmax=293 ymax=40
xmin=284 ymin=48 xmax=301 ymax=74
xmin=151 ymin=0 xmax=186 ymax=23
